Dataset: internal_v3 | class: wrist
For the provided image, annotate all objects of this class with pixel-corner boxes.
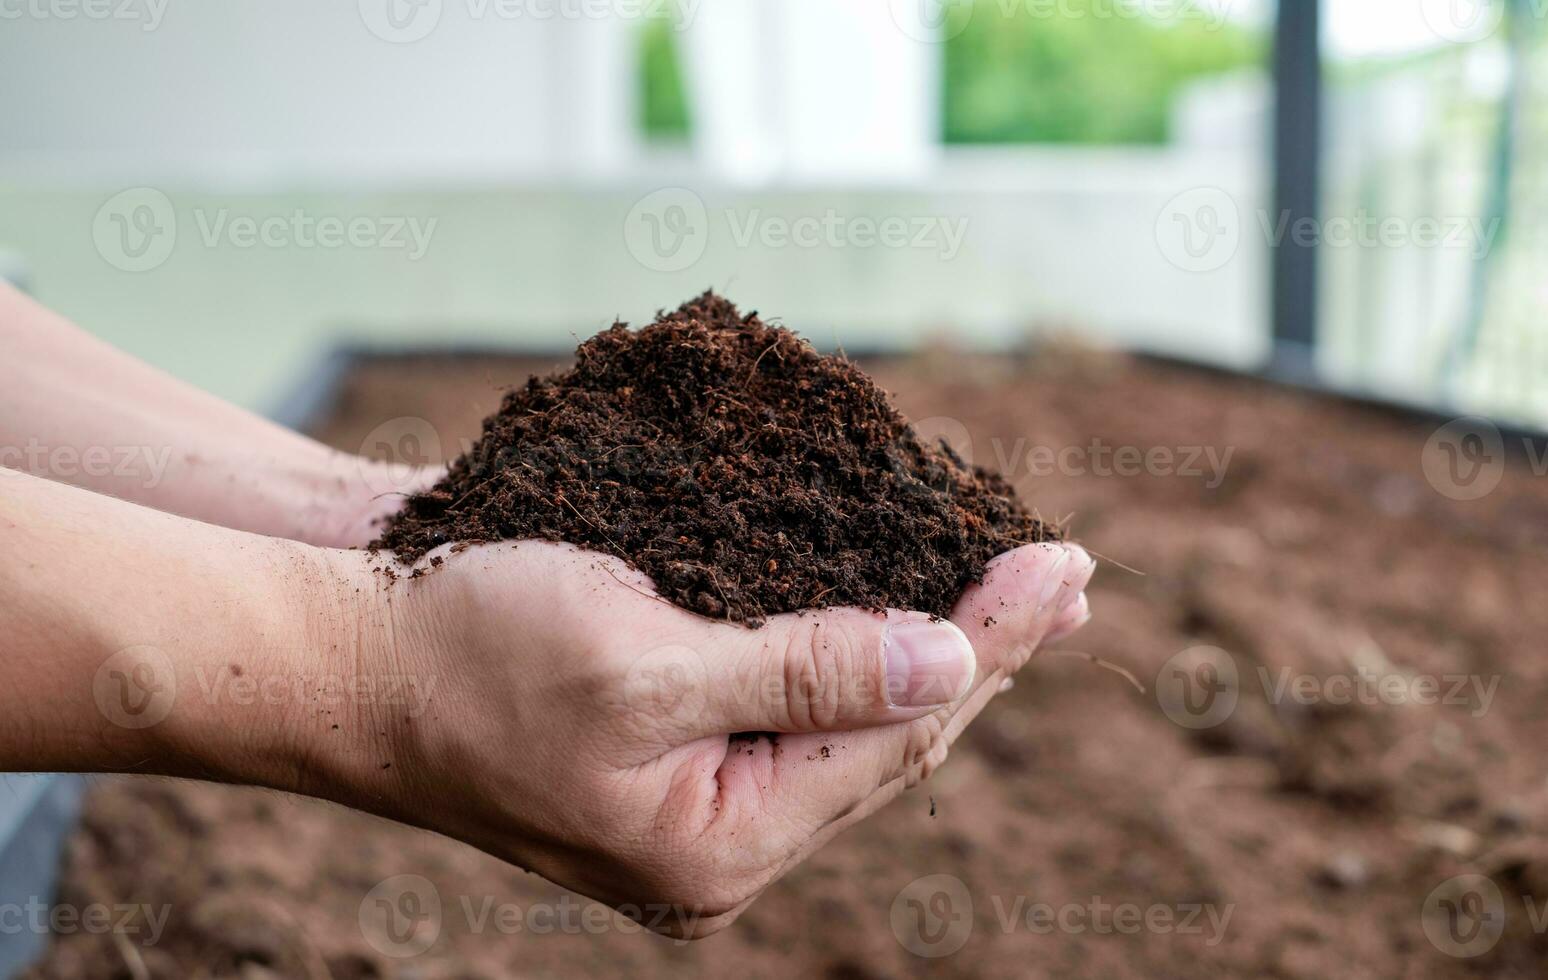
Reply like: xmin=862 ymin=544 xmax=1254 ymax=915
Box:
xmin=138 ymin=540 xmax=344 ymax=788
xmin=209 ymin=546 xmax=444 ymax=822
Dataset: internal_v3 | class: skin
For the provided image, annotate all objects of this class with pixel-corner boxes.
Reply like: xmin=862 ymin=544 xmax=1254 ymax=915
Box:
xmin=0 ymin=285 xmax=1094 ymax=937
xmin=0 ymin=282 xmax=430 ymax=547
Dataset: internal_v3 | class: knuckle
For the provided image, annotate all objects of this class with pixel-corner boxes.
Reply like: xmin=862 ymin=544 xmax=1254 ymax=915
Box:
xmin=901 ymin=711 xmax=950 ymax=787
xmin=995 ymin=637 xmax=1036 ymax=674
xmin=782 ymin=622 xmax=866 ymax=729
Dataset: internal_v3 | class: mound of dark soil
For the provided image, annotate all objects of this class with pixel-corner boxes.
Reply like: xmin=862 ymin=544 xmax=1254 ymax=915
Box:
xmin=373 ymin=292 xmax=1054 ymax=623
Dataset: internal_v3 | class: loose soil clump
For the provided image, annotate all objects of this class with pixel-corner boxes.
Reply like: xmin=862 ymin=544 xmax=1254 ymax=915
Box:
xmin=373 ymin=292 xmax=1054 ymax=623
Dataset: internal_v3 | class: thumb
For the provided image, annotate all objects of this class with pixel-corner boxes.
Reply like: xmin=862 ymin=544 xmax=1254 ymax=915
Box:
xmin=691 ymin=608 xmax=977 ymax=736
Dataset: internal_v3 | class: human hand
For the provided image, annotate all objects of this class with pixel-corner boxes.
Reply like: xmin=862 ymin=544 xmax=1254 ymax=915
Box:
xmin=305 ymin=458 xmax=444 ymax=548
xmin=299 ymin=537 xmax=1094 ymax=938
xmin=0 ymin=428 xmax=1093 ymax=941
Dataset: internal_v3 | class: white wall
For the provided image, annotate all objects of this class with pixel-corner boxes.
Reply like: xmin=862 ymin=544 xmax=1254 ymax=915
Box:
xmin=0 ymin=0 xmax=640 ymax=183
xmin=0 ymin=1 xmax=1269 ymax=413
xmin=0 ymin=151 xmax=1268 ymax=410
xmin=680 ymin=0 xmax=937 ymax=183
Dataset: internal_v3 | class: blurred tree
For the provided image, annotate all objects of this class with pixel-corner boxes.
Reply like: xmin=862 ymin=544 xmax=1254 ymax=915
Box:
xmin=942 ymin=0 xmax=1262 ymax=144
xmin=640 ymin=17 xmax=691 ymax=142
xmin=636 ymin=1 xmax=1260 ymax=145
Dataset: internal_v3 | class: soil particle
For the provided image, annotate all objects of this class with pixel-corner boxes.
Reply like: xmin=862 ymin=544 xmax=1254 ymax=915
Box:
xmin=374 ymin=292 xmax=1054 ymax=624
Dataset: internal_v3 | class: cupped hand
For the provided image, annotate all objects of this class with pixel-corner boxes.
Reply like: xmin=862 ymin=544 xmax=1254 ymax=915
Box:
xmin=323 ymin=538 xmax=1094 ymax=938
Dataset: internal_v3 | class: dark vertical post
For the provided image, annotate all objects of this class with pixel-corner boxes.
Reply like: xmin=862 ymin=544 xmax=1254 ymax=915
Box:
xmin=1270 ymin=0 xmax=1322 ymax=381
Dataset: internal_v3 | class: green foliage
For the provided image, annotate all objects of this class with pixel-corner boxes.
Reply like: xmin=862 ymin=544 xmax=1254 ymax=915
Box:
xmin=640 ymin=17 xmax=691 ymax=142
xmin=942 ymin=0 xmax=1263 ymax=144
xmin=634 ymin=1 xmax=1261 ymax=145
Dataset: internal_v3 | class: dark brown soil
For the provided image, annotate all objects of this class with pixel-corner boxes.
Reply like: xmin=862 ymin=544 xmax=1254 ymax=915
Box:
xmin=372 ymin=292 xmax=1053 ymax=623
xmin=24 ymin=348 xmax=1548 ymax=979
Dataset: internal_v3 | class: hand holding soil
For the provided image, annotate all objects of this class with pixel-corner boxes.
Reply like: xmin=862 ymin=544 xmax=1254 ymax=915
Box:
xmin=0 ymin=284 xmax=1094 ymax=941
xmin=318 ymin=535 xmax=1091 ymax=936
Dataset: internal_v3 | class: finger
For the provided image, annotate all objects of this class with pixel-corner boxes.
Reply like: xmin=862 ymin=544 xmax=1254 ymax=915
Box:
xmin=951 ymin=542 xmax=1094 ymax=675
xmin=683 ymin=607 xmax=978 ymax=738
xmin=714 ymin=543 xmax=1083 ymax=834
xmin=692 ymin=626 xmax=1020 ymax=932
xmin=1045 ymin=591 xmax=1092 ymax=644
xmin=734 ymin=623 xmax=1024 ymax=899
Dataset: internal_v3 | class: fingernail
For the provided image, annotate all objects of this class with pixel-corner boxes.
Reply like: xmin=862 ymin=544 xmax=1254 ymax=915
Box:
xmin=885 ymin=620 xmax=976 ymax=707
xmin=1039 ymin=549 xmax=1072 ymax=608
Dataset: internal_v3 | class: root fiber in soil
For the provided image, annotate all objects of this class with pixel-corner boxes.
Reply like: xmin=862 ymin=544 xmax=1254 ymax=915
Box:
xmin=373 ymin=292 xmax=1055 ymax=623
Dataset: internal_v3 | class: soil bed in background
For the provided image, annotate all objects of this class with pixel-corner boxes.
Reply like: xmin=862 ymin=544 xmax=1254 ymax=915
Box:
xmin=24 ymin=347 xmax=1548 ymax=979
xmin=375 ymin=292 xmax=1052 ymax=623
